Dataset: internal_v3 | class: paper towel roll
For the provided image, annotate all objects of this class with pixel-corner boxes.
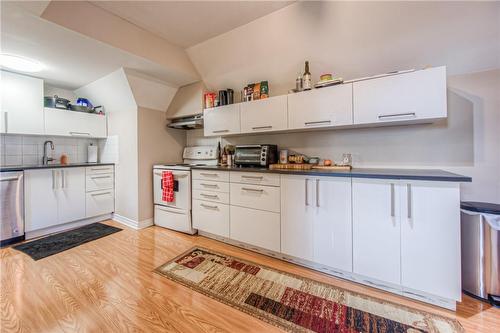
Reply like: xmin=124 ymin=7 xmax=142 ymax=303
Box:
xmin=88 ymin=144 xmax=98 ymax=163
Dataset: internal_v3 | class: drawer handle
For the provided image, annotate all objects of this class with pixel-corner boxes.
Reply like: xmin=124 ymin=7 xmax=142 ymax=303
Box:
xmin=305 ymin=120 xmax=331 ymax=126
xmin=90 ymin=167 xmax=110 ymax=171
xmin=70 ymin=131 xmax=91 ymax=136
xmin=200 ymin=183 xmax=218 ymax=188
xmin=200 ymin=173 xmax=218 ymax=177
xmin=91 ymin=192 xmax=111 ymax=197
xmin=378 ymin=112 xmax=416 ymax=120
xmin=200 ymin=193 xmax=219 ymax=199
xmin=213 ymin=129 xmax=229 ymax=133
xmin=252 ymin=126 xmax=272 ymax=130
xmin=91 ymin=176 xmax=111 ymax=179
xmin=201 ymin=203 xmax=218 ymax=209
xmin=241 ymin=187 xmax=264 ymax=193
xmin=241 ymin=175 xmax=263 ymax=180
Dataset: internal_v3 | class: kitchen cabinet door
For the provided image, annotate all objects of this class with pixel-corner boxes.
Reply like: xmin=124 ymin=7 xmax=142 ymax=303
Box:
xmin=288 ymin=83 xmax=353 ymax=130
xmin=352 ymin=178 xmax=401 ymax=285
xmin=58 ymin=167 xmax=86 ymax=224
xmin=281 ymin=175 xmax=314 ymax=261
xmin=240 ymin=95 xmax=287 ymax=134
xmin=203 ymin=104 xmax=240 ymax=136
xmin=312 ymin=177 xmax=353 ymax=272
xmin=353 ymin=67 xmax=446 ymax=125
xmin=230 ymin=205 xmax=280 ymax=252
xmin=44 ymin=108 xmax=107 ymax=138
xmin=192 ymin=200 xmax=230 ymax=237
xmin=0 ymin=70 xmax=44 ymax=135
xmin=400 ymin=181 xmax=461 ymax=300
xmin=24 ymin=169 xmax=59 ymax=231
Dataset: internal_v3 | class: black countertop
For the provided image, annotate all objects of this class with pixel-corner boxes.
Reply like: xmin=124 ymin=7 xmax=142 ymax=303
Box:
xmin=191 ymin=165 xmax=471 ymax=182
xmin=0 ymin=162 xmax=114 ymax=172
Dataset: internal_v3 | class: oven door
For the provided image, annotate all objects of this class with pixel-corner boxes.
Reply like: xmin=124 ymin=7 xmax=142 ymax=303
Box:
xmin=153 ymin=169 xmax=191 ymax=210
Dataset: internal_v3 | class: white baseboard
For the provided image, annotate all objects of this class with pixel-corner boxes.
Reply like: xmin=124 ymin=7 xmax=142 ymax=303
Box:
xmin=26 ymin=214 xmax=113 ymax=240
xmin=112 ymin=214 xmax=153 ymax=230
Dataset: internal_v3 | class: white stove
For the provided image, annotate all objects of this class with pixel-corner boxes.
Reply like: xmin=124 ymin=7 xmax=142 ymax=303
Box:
xmin=153 ymin=146 xmax=218 ymax=234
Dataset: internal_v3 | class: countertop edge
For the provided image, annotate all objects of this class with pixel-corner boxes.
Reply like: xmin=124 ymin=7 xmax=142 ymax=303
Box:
xmin=191 ymin=166 xmax=472 ymax=182
xmin=1 ymin=163 xmax=115 ymax=172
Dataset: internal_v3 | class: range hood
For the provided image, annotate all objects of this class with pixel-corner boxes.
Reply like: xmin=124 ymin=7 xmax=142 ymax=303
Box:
xmin=167 ymin=114 xmax=203 ymax=130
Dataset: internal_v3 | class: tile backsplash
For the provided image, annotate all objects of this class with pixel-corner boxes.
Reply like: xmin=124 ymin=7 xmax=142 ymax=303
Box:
xmin=0 ymin=134 xmax=99 ymax=166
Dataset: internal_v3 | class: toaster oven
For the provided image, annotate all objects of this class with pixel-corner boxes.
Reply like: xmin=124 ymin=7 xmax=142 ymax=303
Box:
xmin=234 ymin=145 xmax=278 ymax=167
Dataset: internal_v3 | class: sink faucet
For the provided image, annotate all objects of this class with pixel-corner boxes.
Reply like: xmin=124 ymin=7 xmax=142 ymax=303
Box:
xmin=42 ymin=140 xmax=55 ymax=165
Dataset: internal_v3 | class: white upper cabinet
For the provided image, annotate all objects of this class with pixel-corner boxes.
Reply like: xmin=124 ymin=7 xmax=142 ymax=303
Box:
xmin=44 ymin=108 xmax=107 ymax=138
xmin=352 ymin=178 xmax=401 ymax=285
xmin=288 ymin=83 xmax=353 ymax=130
xmin=400 ymin=181 xmax=461 ymax=300
xmin=353 ymin=67 xmax=447 ymax=125
xmin=240 ymin=95 xmax=288 ymax=134
xmin=203 ymin=104 xmax=240 ymax=136
xmin=0 ymin=70 xmax=44 ymax=135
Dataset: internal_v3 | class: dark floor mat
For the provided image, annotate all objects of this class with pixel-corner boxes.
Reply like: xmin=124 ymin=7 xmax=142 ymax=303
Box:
xmin=13 ymin=223 xmax=122 ymax=260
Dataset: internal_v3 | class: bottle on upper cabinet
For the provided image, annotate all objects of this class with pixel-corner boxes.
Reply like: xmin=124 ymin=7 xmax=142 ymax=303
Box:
xmin=303 ymin=61 xmax=312 ymax=90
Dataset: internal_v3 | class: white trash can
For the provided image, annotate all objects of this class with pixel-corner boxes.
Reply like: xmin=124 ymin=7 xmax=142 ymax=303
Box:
xmin=461 ymin=201 xmax=500 ymax=306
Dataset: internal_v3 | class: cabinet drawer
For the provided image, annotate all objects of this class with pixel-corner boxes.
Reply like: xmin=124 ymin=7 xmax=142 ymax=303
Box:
xmin=86 ymin=173 xmax=114 ymax=192
xmin=230 ymin=183 xmax=280 ymax=213
xmin=192 ymin=200 xmax=229 ymax=237
xmin=86 ymin=165 xmax=114 ymax=175
xmin=86 ymin=189 xmax=114 ymax=217
xmin=230 ymin=205 xmax=280 ymax=252
xmin=192 ymin=189 xmax=229 ymax=204
xmin=192 ymin=170 xmax=229 ymax=182
xmin=192 ymin=179 xmax=229 ymax=193
xmin=230 ymin=172 xmax=280 ymax=186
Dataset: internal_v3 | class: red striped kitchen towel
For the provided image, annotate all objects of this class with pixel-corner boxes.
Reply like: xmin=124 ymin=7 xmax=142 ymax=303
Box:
xmin=162 ymin=171 xmax=174 ymax=202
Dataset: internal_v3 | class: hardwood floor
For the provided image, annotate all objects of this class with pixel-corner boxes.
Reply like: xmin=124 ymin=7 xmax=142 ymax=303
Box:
xmin=1 ymin=220 xmax=499 ymax=333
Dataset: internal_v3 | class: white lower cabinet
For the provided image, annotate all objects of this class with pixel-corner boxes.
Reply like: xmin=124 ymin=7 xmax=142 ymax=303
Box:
xmin=86 ymin=190 xmax=114 ymax=217
xmin=352 ymin=178 xmax=461 ymax=301
xmin=85 ymin=166 xmax=115 ymax=218
xmin=192 ymin=199 xmax=230 ymax=237
xmin=352 ymin=179 xmax=401 ymax=285
xmin=230 ymin=205 xmax=280 ymax=252
xmin=281 ymin=175 xmax=352 ymax=271
xmin=25 ymin=167 xmax=85 ymax=232
xmin=400 ymin=181 xmax=461 ymax=300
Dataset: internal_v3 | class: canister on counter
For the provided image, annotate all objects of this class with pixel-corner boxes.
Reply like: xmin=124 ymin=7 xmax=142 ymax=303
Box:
xmin=279 ymin=149 xmax=288 ymax=164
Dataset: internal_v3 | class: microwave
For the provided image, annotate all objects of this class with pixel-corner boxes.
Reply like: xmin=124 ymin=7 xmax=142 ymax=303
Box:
xmin=234 ymin=145 xmax=278 ymax=167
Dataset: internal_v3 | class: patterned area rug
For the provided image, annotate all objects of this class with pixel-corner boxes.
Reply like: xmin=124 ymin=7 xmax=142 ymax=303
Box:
xmin=155 ymin=247 xmax=463 ymax=333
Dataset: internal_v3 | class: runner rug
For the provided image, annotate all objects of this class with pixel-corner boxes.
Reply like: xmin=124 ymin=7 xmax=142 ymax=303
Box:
xmin=155 ymin=247 xmax=463 ymax=333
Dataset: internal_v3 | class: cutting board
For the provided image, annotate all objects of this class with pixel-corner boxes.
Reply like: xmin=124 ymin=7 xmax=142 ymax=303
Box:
xmin=312 ymin=165 xmax=351 ymax=171
xmin=269 ymin=163 xmax=313 ymax=170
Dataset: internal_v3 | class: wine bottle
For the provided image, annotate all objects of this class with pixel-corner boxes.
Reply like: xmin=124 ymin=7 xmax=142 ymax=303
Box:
xmin=303 ymin=61 xmax=312 ymax=90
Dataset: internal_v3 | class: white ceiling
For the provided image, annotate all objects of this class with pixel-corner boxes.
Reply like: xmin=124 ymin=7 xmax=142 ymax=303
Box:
xmin=91 ymin=1 xmax=294 ymax=48
xmin=0 ymin=2 xmax=186 ymax=89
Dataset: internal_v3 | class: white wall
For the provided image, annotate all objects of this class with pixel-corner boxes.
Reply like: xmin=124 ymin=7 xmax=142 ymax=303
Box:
xmin=76 ymin=68 xmax=140 ymax=222
xmin=188 ymin=2 xmax=499 ymax=96
xmin=186 ymin=2 xmax=500 ymax=204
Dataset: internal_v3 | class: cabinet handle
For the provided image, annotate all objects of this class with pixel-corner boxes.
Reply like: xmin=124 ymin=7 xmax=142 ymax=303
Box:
xmin=200 ymin=183 xmax=218 ymax=188
xmin=61 ymin=170 xmax=65 ymax=188
xmin=305 ymin=179 xmax=309 ymax=206
xmin=316 ymin=179 xmax=320 ymax=207
xmin=378 ymin=112 xmax=416 ymax=120
xmin=200 ymin=173 xmax=218 ymax=177
xmin=91 ymin=176 xmax=111 ymax=180
xmin=241 ymin=175 xmax=263 ymax=180
xmin=407 ymin=184 xmax=412 ymax=219
xmin=201 ymin=203 xmax=218 ymax=209
xmin=70 ymin=131 xmax=91 ymax=136
xmin=241 ymin=187 xmax=264 ymax=193
xmin=52 ymin=170 xmax=56 ymax=189
xmin=390 ymin=183 xmax=395 ymax=217
xmin=91 ymin=192 xmax=111 ymax=197
xmin=252 ymin=126 xmax=272 ymax=130
xmin=213 ymin=129 xmax=229 ymax=133
xmin=200 ymin=193 xmax=218 ymax=199
xmin=305 ymin=120 xmax=331 ymax=126
xmin=91 ymin=167 xmax=109 ymax=171
xmin=4 ymin=112 xmax=8 ymax=133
